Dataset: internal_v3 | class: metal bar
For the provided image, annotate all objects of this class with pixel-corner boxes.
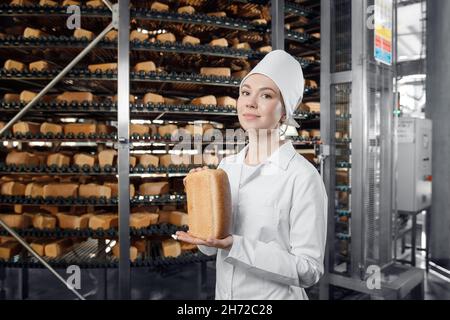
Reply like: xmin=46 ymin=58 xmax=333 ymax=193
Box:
xmin=0 ymin=220 xmax=85 ymax=300
xmin=117 ymin=0 xmax=131 ymax=300
xmin=318 ymin=0 xmax=333 ymax=300
xmin=0 ymin=22 xmax=114 ymax=136
xmin=102 ymin=0 xmax=113 ymax=11
xmin=271 ymin=0 xmax=285 ymax=50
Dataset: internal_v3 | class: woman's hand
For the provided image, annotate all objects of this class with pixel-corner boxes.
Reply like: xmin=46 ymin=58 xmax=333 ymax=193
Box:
xmin=175 ymin=231 xmax=233 ymax=250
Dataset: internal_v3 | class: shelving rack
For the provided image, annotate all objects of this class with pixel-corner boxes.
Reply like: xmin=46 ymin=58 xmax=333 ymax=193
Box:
xmin=0 ymin=0 xmax=321 ymax=299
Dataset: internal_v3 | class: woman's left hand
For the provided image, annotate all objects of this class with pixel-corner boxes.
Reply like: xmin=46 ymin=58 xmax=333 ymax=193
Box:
xmin=175 ymin=231 xmax=233 ymax=250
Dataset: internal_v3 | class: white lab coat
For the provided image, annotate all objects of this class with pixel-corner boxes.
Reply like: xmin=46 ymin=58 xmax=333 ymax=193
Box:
xmin=198 ymin=140 xmax=328 ymax=300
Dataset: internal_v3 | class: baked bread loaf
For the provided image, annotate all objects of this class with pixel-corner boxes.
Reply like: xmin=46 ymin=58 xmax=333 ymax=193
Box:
xmin=185 ymin=169 xmax=232 ymax=240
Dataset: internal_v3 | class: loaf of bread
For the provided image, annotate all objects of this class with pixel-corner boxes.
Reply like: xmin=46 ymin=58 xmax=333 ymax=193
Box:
xmin=4 ymin=59 xmax=26 ymax=72
xmin=233 ymin=42 xmax=251 ymax=50
xmin=74 ymin=28 xmax=94 ymax=41
xmin=0 ymin=241 xmax=21 ymax=260
xmin=200 ymin=67 xmax=231 ymax=77
xmin=40 ymin=122 xmax=63 ymax=135
xmin=206 ymin=11 xmax=227 ymax=18
xmin=310 ymin=129 xmax=321 ymax=138
xmin=43 ymin=183 xmax=78 ymax=198
xmin=232 ymin=70 xmax=249 ymax=79
xmin=0 ymin=213 xmax=31 ymax=228
xmin=102 ymin=182 xmax=135 ymax=198
xmin=156 ymin=32 xmax=176 ymax=43
xmin=73 ymin=153 xmax=96 ymax=167
xmin=134 ymin=61 xmax=156 ymax=73
xmin=6 ymin=151 xmax=40 ymax=166
xmin=88 ymin=63 xmax=118 ymax=73
xmin=1 ymin=182 xmax=26 ymax=196
xmin=19 ymin=91 xmax=37 ymax=103
xmin=130 ymin=30 xmax=148 ymax=42
xmin=191 ymin=95 xmax=217 ymax=107
xmin=44 ymin=239 xmax=73 ymax=257
xmin=129 ymin=156 xmax=137 ymax=167
xmin=305 ymin=79 xmax=318 ymax=89
xmin=182 ymin=124 xmax=203 ymax=137
xmin=79 ymin=184 xmax=112 ymax=199
xmin=64 ymin=123 xmax=97 ymax=135
xmin=139 ymin=182 xmax=169 ymax=196
xmin=185 ymin=169 xmax=232 ymax=240
xmin=89 ymin=214 xmax=118 ymax=230
xmin=112 ymin=244 xmax=138 ymax=262
xmin=217 ymin=96 xmax=236 ymax=108
xmin=30 ymin=240 xmax=52 ymax=256
xmin=129 ymin=124 xmax=149 ymax=136
xmin=39 ymin=0 xmax=58 ymax=7
xmin=161 ymin=239 xmax=181 ymax=258
xmin=62 ymin=0 xmax=80 ymax=5
xmin=336 ymin=170 xmax=349 ymax=185
xmin=129 ymin=212 xmax=159 ymax=228
xmin=98 ymin=149 xmax=117 ymax=167
xmin=168 ymin=211 xmax=188 ymax=227
xmin=304 ymin=102 xmax=320 ymax=113
xmin=29 ymin=60 xmax=53 ymax=72
xmin=258 ymin=45 xmax=272 ymax=53
xmin=3 ymin=93 xmax=20 ymax=103
xmin=178 ymin=5 xmax=195 ymax=14
xmin=13 ymin=121 xmax=40 ymax=135
xmin=23 ymin=27 xmax=47 ymax=39
xmin=25 ymin=183 xmax=44 ymax=198
xmin=56 ymin=91 xmax=95 ymax=103
xmin=10 ymin=0 xmax=33 ymax=5
xmin=105 ymin=30 xmax=118 ymax=41
xmin=209 ymin=38 xmax=228 ymax=47
xmin=299 ymin=130 xmax=310 ymax=139
xmin=151 ymin=1 xmax=169 ymax=12
xmin=47 ymin=153 xmax=70 ymax=167
xmin=158 ymin=124 xmax=178 ymax=137
xmin=143 ymin=92 xmax=164 ymax=104
xmin=57 ymin=212 xmax=93 ymax=229
xmin=159 ymin=154 xmax=191 ymax=167
xmin=32 ymin=213 xmax=57 ymax=229
xmin=182 ymin=35 xmax=200 ymax=45
xmin=139 ymin=154 xmax=159 ymax=167
xmin=86 ymin=0 xmax=104 ymax=7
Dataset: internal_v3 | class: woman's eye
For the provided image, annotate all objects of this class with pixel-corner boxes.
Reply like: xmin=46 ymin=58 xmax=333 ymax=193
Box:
xmin=262 ymin=94 xmax=272 ymax=99
xmin=241 ymin=91 xmax=250 ymax=96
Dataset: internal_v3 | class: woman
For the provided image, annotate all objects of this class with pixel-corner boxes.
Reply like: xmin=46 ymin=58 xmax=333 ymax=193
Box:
xmin=175 ymin=50 xmax=328 ymax=300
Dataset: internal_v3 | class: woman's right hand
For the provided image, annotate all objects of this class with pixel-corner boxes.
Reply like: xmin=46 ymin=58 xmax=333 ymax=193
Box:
xmin=183 ymin=165 xmax=209 ymax=187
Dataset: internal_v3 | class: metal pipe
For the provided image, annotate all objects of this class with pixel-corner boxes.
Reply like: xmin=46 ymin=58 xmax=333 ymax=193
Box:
xmin=0 ymin=22 xmax=114 ymax=136
xmin=117 ymin=0 xmax=131 ymax=300
xmin=270 ymin=0 xmax=285 ymax=50
xmin=0 ymin=220 xmax=85 ymax=300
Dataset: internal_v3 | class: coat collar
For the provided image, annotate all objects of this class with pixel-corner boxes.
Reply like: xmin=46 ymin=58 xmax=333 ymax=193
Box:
xmin=235 ymin=139 xmax=297 ymax=171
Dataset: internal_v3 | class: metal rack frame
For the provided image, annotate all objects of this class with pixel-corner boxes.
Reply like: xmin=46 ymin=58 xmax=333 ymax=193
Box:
xmin=0 ymin=0 xmax=321 ymax=300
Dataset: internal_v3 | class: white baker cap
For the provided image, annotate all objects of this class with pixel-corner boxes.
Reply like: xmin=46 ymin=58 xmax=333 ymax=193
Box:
xmin=239 ymin=49 xmax=304 ymax=128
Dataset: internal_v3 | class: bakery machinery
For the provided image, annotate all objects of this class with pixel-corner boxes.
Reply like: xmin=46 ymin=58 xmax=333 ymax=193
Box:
xmin=319 ymin=0 xmax=425 ymax=299
xmin=0 ymin=0 xmax=321 ymax=299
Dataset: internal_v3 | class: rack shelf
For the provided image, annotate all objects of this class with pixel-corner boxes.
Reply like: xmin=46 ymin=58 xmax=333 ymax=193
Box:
xmin=0 ymin=194 xmax=186 ymax=206
xmin=0 ymin=223 xmax=187 ymax=238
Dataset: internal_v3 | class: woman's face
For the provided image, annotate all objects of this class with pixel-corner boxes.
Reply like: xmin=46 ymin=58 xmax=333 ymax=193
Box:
xmin=237 ymin=73 xmax=285 ymax=131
